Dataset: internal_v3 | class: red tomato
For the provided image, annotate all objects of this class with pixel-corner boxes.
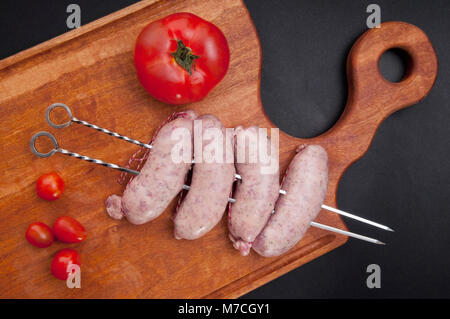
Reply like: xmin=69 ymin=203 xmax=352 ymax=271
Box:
xmin=36 ymin=172 xmax=65 ymax=201
xmin=25 ymin=222 xmax=54 ymax=248
xmin=51 ymin=248 xmax=80 ymax=280
xmin=134 ymin=12 xmax=230 ymax=105
xmin=53 ymin=216 xmax=86 ymax=243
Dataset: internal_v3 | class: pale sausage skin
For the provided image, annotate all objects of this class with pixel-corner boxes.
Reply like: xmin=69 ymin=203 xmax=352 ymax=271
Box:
xmin=105 ymin=110 xmax=197 ymax=225
xmin=252 ymin=145 xmax=328 ymax=257
xmin=174 ymin=114 xmax=235 ymax=240
xmin=228 ymin=126 xmax=280 ymax=256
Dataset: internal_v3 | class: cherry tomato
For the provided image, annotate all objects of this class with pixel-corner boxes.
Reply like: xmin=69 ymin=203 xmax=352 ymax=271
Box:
xmin=134 ymin=12 xmax=230 ymax=105
xmin=53 ymin=216 xmax=86 ymax=243
xmin=36 ymin=172 xmax=65 ymax=201
xmin=51 ymin=248 xmax=80 ymax=280
xmin=25 ymin=222 xmax=54 ymax=248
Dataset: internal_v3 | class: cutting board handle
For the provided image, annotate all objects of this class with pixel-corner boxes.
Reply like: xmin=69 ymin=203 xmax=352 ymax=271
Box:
xmin=316 ymin=21 xmax=438 ymax=193
xmin=346 ymin=21 xmax=438 ymax=118
xmin=322 ymin=21 xmax=437 ymax=161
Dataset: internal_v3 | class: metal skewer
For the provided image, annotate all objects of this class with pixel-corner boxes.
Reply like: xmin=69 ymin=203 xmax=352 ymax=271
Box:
xmin=44 ymin=104 xmax=393 ymax=231
xmin=310 ymin=222 xmax=385 ymax=245
xmin=30 ymin=131 xmax=385 ymax=245
xmin=182 ymin=184 xmax=384 ymax=245
xmin=320 ymin=204 xmax=393 ymax=232
xmin=30 ymin=131 xmax=140 ymax=175
xmin=46 ymin=103 xmax=153 ymax=149
xmin=32 ymin=105 xmax=392 ymax=244
xmin=236 ymin=175 xmax=392 ymax=232
xmin=46 ymin=104 xmax=244 ymax=170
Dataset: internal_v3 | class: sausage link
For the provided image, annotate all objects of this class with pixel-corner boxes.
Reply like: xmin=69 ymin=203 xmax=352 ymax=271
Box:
xmin=228 ymin=126 xmax=279 ymax=256
xmin=105 ymin=110 xmax=197 ymax=225
xmin=174 ymin=114 xmax=235 ymax=240
xmin=252 ymin=145 xmax=328 ymax=257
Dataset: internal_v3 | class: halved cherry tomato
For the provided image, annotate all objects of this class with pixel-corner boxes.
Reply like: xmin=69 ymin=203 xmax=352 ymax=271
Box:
xmin=134 ymin=12 xmax=230 ymax=104
xmin=25 ymin=222 xmax=54 ymax=248
xmin=51 ymin=248 xmax=80 ymax=280
xmin=36 ymin=172 xmax=65 ymax=201
xmin=53 ymin=216 xmax=86 ymax=243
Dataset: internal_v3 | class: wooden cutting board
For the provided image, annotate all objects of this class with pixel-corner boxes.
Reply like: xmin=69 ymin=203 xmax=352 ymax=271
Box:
xmin=0 ymin=0 xmax=437 ymax=298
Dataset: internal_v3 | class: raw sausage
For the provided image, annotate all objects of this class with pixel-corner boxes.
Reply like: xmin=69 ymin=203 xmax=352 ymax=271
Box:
xmin=252 ymin=145 xmax=328 ymax=257
xmin=105 ymin=110 xmax=197 ymax=224
xmin=174 ymin=114 xmax=235 ymax=240
xmin=228 ymin=126 xmax=280 ymax=256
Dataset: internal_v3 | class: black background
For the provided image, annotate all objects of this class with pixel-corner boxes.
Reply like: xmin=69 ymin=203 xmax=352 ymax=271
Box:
xmin=1 ymin=0 xmax=448 ymax=298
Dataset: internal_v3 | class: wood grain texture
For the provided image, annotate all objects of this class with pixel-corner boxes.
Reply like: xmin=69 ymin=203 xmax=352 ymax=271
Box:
xmin=0 ymin=0 xmax=437 ymax=299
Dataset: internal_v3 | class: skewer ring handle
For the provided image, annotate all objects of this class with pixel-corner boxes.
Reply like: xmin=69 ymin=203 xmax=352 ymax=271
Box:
xmin=46 ymin=103 xmax=73 ymax=129
xmin=30 ymin=131 xmax=59 ymax=158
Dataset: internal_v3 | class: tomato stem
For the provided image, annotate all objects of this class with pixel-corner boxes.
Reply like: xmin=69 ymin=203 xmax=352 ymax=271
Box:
xmin=171 ymin=39 xmax=200 ymax=75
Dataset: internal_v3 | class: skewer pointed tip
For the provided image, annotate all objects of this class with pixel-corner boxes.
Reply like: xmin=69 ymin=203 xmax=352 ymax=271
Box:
xmin=376 ymin=240 xmax=386 ymax=245
xmin=386 ymin=227 xmax=395 ymax=232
